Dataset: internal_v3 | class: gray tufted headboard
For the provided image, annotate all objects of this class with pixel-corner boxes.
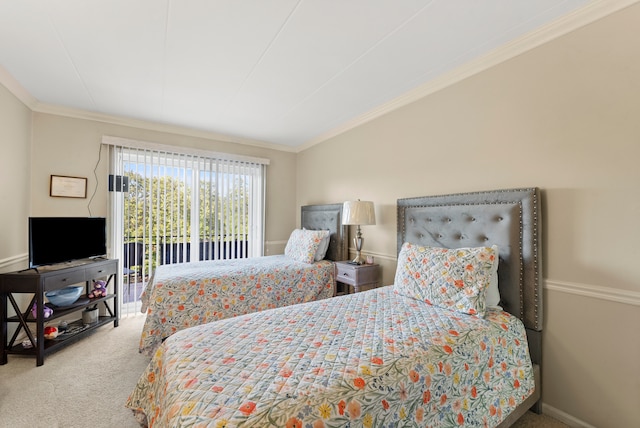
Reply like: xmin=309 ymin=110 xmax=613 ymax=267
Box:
xmin=397 ymin=188 xmax=542 ymax=366
xmin=301 ymin=203 xmax=348 ymax=262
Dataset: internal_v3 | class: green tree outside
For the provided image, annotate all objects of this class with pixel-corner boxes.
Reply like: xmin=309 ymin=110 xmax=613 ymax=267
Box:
xmin=122 ymin=169 xmax=250 ymax=272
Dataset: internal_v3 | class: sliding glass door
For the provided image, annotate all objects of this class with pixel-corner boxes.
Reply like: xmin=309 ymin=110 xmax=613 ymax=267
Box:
xmin=105 ymin=139 xmax=267 ymax=315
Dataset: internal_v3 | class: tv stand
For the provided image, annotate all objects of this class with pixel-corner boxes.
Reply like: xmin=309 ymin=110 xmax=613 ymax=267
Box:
xmin=0 ymin=258 xmax=118 ymax=366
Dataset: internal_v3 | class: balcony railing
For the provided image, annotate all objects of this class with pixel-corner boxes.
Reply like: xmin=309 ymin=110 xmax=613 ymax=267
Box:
xmin=158 ymin=240 xmax=248 ymax=264
xmin=123 ymin=238 xmax=248 ymax=271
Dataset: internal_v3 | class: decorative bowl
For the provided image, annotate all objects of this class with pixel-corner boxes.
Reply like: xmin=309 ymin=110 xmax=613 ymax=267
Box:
xmin=45 ymin=285 xmax=84 ymax=307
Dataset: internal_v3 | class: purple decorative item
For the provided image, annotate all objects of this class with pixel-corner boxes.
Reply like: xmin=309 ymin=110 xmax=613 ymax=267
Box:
xmin=88 ymin=280 xmax=108 ymax=298
xmin=31 ymin=302 xmax=53 ymax=319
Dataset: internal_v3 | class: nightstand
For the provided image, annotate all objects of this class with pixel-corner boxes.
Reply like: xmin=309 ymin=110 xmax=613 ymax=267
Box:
xmin=334 ymin=261 xmax=380 ymax=295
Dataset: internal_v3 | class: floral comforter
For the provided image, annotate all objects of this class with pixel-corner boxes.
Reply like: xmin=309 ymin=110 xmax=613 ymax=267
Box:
xmin=127 ymin=286 xmax=535 ymax=427
xmin=138 ymin=255 xmax=335 ymax=355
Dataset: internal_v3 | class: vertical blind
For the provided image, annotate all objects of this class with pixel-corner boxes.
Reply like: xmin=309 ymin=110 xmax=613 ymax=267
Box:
xmin=104 ymin=137 xmax=267 ymax=316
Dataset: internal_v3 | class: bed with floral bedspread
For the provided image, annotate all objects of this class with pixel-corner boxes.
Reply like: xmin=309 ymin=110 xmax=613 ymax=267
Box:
xmin=127 ymin=284 xmax=534 ymax=427
xmin=129 ymin=188 xmax=543 ymax=427
xmin=138 ymin=254 xmax=335 ymax=355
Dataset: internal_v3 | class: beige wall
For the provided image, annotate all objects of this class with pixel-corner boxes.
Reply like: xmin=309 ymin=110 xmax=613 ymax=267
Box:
xmin=0 ymin=83 xmax=31 ymax=271
xmin=29 ymin=113 xmax=297 ymax=256
xmin=297 ymin=4 xmax=640 ymax=428
xmin=0 ymin=80 xmax=32 ymax=336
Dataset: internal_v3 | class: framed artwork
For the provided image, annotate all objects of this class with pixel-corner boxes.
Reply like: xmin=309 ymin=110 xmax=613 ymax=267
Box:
xmin=50 ymin=175 xmax=87 ymax=198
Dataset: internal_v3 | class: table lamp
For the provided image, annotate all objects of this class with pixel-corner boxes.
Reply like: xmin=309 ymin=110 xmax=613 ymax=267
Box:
xmin=342 ymin=200 xmax=376 ymax=265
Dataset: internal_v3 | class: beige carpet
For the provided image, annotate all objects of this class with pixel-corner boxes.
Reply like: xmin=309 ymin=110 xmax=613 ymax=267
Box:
xmin=0 ymin=316 xmax=150 ymax=428
xmin=512 ymin=412 xmax=569 ymax=428
xmin=0 ymin=316 xmax=568 ymax=428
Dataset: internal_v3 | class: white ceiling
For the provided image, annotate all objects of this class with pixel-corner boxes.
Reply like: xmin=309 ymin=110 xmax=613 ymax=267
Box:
xmin=0 ymin=0 xmax=623 ymax=150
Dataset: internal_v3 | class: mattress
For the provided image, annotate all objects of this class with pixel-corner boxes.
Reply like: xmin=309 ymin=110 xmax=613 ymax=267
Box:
xmin=127 ymin=286 xmax=535 ymax=427
xmin=138 ymin=255 xmax=335 ymax=355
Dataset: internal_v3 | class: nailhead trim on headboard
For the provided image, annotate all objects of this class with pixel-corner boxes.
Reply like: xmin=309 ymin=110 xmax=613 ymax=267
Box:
xmin=397 ymin=188 xmax=541 ymax=332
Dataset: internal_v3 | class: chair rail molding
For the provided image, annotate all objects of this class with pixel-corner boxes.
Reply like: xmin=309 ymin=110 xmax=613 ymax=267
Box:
xmin=544 ymin=279 xmax=640 ymax=306
xmin=0 ymin=253 xmax=28 ymax=272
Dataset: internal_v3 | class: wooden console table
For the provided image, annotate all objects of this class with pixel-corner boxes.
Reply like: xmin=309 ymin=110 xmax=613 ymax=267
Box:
xmin=0 ymin=258 xmax=118 ymax=366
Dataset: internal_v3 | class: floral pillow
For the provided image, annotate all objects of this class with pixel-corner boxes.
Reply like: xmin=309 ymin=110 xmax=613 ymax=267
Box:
xmin=303 ymin=228 xmax=332 ymax=261
xmin=393 ymin=242 xmax=498 ymax=316
xmin=284 ymin=229 xmax=330 ymax=264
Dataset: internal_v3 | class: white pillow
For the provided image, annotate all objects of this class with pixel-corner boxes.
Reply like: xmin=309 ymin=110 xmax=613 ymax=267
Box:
xmin=314 ymin=232 xmax=331 ymax=261
xmin=486 ymin=248 xmax=502 ymax=309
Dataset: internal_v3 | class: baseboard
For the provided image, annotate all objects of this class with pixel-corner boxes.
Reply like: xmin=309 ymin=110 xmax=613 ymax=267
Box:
xmin=542 ymin=403 xmax=598 ymax=428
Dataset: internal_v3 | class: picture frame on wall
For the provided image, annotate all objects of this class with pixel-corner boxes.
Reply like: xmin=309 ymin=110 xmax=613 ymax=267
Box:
xmin=50 ymin=175 xmax=87 ymax=198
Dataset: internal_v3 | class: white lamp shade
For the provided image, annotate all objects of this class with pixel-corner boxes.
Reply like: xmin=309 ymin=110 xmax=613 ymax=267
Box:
xmin=342 ymin=200 xmax=376 ymax=226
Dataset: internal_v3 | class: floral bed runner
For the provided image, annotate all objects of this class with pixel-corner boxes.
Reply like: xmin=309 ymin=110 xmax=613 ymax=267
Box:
xmin=139 ymin=255 xmax=335 ymax=355
xmin=128 ymin=286 xmax=535 ymax=427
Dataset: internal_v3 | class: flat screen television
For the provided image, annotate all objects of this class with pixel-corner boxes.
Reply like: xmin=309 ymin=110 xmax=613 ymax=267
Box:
xmin=29 ymin=217 xmax=107 ymax=268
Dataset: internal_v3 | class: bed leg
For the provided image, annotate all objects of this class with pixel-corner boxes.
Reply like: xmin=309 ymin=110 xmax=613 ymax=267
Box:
xmin=531 ymin=364 xmax=542 ymax=414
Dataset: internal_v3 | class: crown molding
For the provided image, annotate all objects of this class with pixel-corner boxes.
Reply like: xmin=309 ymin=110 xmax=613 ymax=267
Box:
xmin=0 ymin=66 xmax=297 ymax=154
xmin=31 ymin=102 xmax=298 ymax=153
xmin=299 ymin=0 xmax=640 ymax=151
xmin=0 ymin=65 xmax=37 ymax=109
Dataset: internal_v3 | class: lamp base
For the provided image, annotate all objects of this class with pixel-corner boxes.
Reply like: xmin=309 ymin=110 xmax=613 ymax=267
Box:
xmin=349 ymin=252 xmax=366 ymax=265
xmin=350 ymin=233 xmax=367 ymax=265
